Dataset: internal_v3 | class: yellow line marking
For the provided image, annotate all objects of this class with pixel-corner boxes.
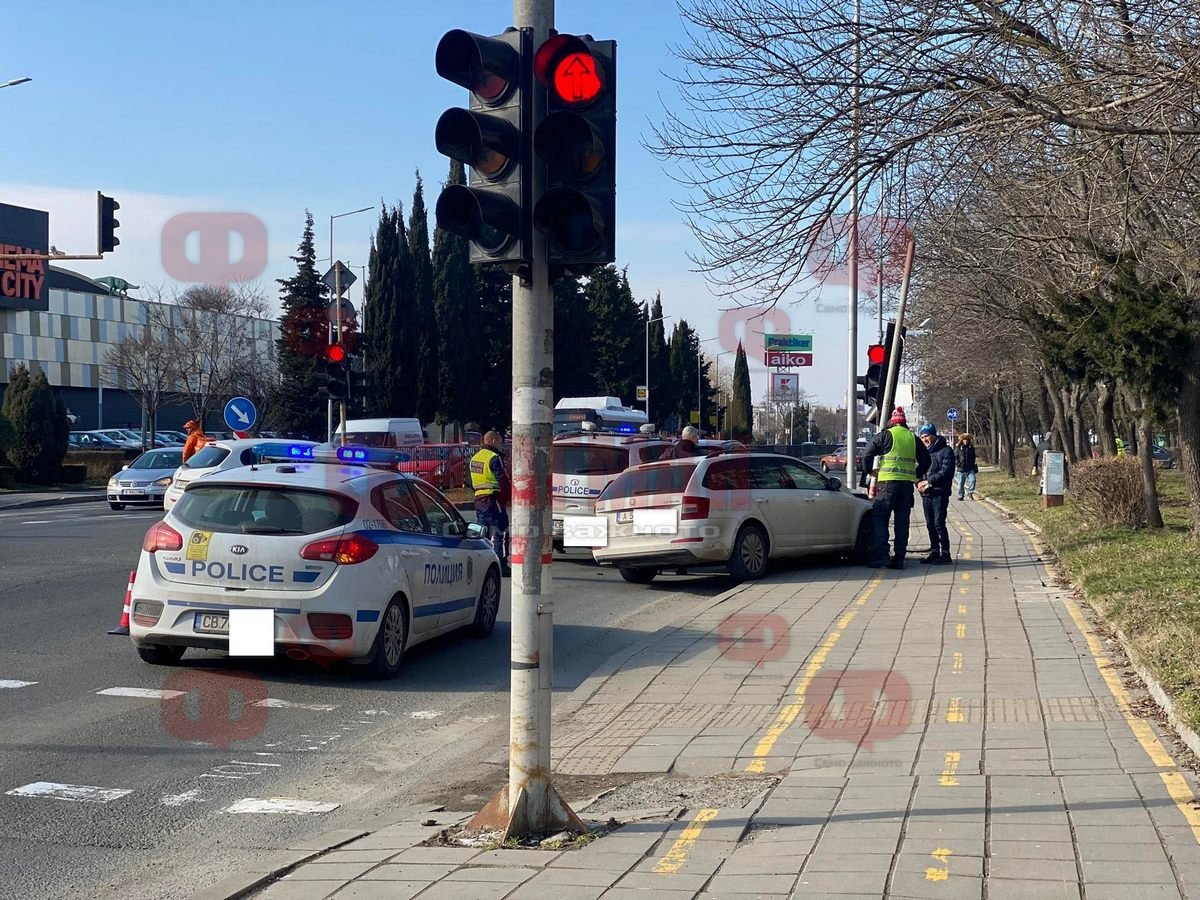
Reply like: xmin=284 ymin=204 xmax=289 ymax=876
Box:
xmin=931 ymin=847 xmax=952 ymax=863
xmin=925 ymin=866 xmax=949 ymax=881
xmin=963 ymin=552 xmax=972 ymax=559
xmin=940 ymin=751 xmax=961 ymax=786
xmin=959 ymin=587 xmax=969 ymax=595
xmin=958 ymin=604 xmax=967 ymax=614
xmin=653 ymin=808 xmax=719 ymax=874
xmin=1061 ymin=594 xmax=1200 ymax=843
xmin=953 ymin=651 xmax=964 ymax=673
xmin=745 ymin=576 xmax=884 ymax=772
xmin=955 ymin=623 xmax=967 ymax=639
xmin=961 ymin=573 xmax=971 ymax=581
xmin=946 ymin=697 xmax=964 ymax=723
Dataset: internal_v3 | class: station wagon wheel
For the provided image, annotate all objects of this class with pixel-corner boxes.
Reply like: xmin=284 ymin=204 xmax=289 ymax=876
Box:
xmin=472 ymin=567 xmax=501 ymax=637
xmin=619 ymin=566 xmax=657 ymax=585
xmin=365 ymin=597 xmax=407 ymax=679
xmin=727 ymin=524 xmax=768 ymax=581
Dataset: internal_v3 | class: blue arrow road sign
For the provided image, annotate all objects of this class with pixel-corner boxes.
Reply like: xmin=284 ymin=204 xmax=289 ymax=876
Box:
xmin=224 ymin=396 xmax=257 ymax=432
xmin=946 ymin=407 xmax=959 ymax=422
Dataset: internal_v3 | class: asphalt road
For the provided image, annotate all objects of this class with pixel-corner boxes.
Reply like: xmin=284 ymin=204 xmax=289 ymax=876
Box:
xmin=0 ymin=502 xmax=734 ymax=900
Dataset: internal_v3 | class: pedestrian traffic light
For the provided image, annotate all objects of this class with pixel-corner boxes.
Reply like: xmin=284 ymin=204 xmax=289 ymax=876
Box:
xmin=434 ymin=28 xmax=530 ymax=267
xmin=532 ymin=33 xmax=616 ymax=271
xmin=97 ymin=192 xmax=120 ymax=254
xmin=317 ymin=341 xmax=349 ymax=402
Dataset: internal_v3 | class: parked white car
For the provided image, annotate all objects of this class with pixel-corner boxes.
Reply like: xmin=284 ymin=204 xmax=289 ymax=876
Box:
xmin=163 ymin=439 xmax=318 ymax=511
xmin=592 ymin=453 xmax=873 ymax=583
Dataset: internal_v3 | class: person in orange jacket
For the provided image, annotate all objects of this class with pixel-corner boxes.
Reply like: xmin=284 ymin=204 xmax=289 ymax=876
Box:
xmin=181 ymin=420 xmax=206 ymax=463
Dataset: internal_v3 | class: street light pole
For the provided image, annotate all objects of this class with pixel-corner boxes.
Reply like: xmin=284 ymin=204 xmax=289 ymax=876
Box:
xmin=644 ymin=314 xmax=668 ymax=424
xmin=0 ymin=77 xmax=32 ymax=90
xmin=327 ymin=206 xmax=374 ymax=441
xmin=846 ymin=0 xmax=861 ymax=450
xmin=698 ymin=336 xmax=719 ymax=435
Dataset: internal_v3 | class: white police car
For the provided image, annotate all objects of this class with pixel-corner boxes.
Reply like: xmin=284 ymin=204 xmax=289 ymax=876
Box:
xmin=128 ymin=444 xmax=501 ymax=679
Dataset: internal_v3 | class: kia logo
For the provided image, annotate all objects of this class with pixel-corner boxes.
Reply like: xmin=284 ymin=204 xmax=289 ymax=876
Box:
xmin=230 ymin=545 xmax=248 ymax=555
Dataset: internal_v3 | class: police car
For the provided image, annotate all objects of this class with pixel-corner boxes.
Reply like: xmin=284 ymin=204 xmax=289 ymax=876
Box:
xmin=128 ymin=444 xmax=502 ymax=679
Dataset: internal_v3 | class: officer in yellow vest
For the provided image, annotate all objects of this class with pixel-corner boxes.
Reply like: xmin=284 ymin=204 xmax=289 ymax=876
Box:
xmin=470 ymin=431 xmax=511 ymax=575
xmin=860 ymin=407 xmax=931 ymax=570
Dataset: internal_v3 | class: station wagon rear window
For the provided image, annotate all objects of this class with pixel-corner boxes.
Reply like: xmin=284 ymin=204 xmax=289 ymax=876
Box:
xmin=599 ymin=463 xmax=698 ymax=501
xmin=173 ymin=485 xmax=357 ymax=535
xmin=184 ymin=445 xmax=231 ymax=469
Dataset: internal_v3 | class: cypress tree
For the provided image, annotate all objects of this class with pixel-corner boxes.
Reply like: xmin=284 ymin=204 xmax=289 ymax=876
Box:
xmin=408 ymin=174 xmax=439 ymax=425
xmin=365 ymin=204 xmax=416 ymax=417
xmin=474 ymin=264 xmax=513 ymax=430
xmin=552 ymin=274 xmax=592 ymax=399
xmin=730 ymin=341 xmax=753 ymax=441
xmin=584 ymin=265 xmax=641 ymax=401
xmin=432 ymin=160 xmax=476 ymax=430
xmin=276 ymin=212 xmax=329 ymax=438
xmin=647 ymin=293 xmax=673 ymax=428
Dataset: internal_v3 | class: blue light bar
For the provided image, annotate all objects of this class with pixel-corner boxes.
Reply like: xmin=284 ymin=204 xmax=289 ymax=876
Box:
xmin=334 ymin=446 xmax=413 ymax=466
xmin=614 ymin=423 xmax=638 ymax=434
xmin=253 ymin=442 xmax=315 ymax=460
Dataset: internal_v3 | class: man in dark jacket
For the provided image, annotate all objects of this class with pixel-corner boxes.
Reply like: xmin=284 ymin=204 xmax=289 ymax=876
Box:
xmin=954 ymin=433 xmax=978 ymax=500
xmin=661 ymin=425 xmax=705 ymax=459
xmin=917 ymin=423 xmax=956 ymax=564
xmin=860 ymin=408 xmax=931 ymax=569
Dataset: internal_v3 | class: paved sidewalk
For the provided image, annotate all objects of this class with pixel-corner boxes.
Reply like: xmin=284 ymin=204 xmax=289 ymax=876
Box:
xmin=0 ymin=488 xmax=105 ymax=511
xmin=232 ymin=497 xmax=1200 ymax=900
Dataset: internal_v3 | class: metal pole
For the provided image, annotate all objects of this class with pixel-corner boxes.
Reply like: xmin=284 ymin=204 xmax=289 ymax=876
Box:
xmin=98 ymin=368 xmax=104 ymax=430
xmin=644 ymin=317 xmax=650 ymax=422
xmin=845 ymin=0 xmax=860 ymax=452
xmin=328 ymin=217 xmax=335 ymax=443
xmin=335 ymin=263 xmax=347 ymax=446
xmin=879 ymin=236 xmax=915 ymax=418
xmin=965 ymin=397 xmax=970 ymax=435
xmin=469 ymin=0 xmax=582 ymax=840
xmin=697 ymin=352 xmax=702 ymax=434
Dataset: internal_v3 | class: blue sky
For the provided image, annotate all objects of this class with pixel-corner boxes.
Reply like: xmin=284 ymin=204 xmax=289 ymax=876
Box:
xmin=2 ymin=0 xmax=884 ymax=409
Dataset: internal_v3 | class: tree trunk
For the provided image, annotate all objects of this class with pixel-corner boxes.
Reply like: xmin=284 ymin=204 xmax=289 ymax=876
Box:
xmin=1138 ymin=413 xmax=1164 ymax=528
xmin=1178 ymin=329 xmax=1200 ymax=539
xmin=1044 ymin=374 xmax=1071 ymax=458
xmin=1095 ymin=379 xmax=1116 ymax=457
xmin=994 ymin=387 xmax=1017 ymax=477
xmin=1069 ymin=384 xmax=1089 ymax=461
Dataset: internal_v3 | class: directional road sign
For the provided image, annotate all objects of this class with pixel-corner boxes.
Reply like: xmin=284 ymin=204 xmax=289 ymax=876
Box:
xmin=946 ymin=407 xmax=959 ymax=422
xmin=224 ymin=396 xmax=258 ymax=433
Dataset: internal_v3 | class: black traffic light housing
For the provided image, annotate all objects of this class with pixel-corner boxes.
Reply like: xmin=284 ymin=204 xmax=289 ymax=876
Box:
xmin=864 ymin=322 xmax=908 ymax=424
xmin=317 ymin=341 xmax=350 ymax=402
xmin=435 ymin=28 xmax=531 ymax=268
xmin=533 ymin=33 xmax=616 ymax=273
xmin=98 ymin=192 xmax=120 ymax=254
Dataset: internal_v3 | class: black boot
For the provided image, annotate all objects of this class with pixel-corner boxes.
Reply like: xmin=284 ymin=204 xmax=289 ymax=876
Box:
xmin=887 ymin=557 xmax=905 ymax=570
xmin=920 ymin=552 xmax=940 ymax=564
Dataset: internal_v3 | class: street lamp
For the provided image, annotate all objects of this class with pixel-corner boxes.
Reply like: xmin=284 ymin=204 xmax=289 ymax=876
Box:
xmin=0 ymin=77 xmax=31 ymax=90
xmin=327 ymin=206 xmax=375 ymax=440
xmin=716 ymin=349 xmax=735 ymax=439
xmin=645 ymin=313 xmax=670 ymax=425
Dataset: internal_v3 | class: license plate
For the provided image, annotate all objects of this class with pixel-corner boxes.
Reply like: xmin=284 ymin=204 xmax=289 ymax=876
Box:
xmin=616 ymin=511 xmax=634 ymax=523
xmin=122 ymin=489 xmax=146 ymax=497
xmin=193 ymin=612 xmax=229 ymax=634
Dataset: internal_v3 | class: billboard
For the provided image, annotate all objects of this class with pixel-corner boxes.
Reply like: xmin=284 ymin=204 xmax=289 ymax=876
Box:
xmin=0 ymin=202 xmax=49 ymax=312
xmin=771 ymin=371 xmax=799 ymax=403
xmin=764 ymin=333 xmax=813 ymax=352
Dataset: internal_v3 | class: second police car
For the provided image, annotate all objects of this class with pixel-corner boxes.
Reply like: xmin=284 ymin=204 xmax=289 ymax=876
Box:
xmin=128 ymin=444 xmax=502 ymax=679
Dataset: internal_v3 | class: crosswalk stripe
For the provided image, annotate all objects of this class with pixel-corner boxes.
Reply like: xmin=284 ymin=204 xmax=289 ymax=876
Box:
xmin=96 ymin=687 xmax=186 ymax=700
xmin=223 ymin=798 xmax=339 ymax=814
xmin=6 ymin=781 xmax=132 ymax=803
xmin=0 ymin=680 xmax=37 ymax=689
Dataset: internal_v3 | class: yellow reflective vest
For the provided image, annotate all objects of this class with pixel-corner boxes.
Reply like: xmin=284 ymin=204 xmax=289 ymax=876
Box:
xmin=470 ymin=448 xmax=502 ymax=497
xmin=877 ymin=426 xmax=917 ymax=482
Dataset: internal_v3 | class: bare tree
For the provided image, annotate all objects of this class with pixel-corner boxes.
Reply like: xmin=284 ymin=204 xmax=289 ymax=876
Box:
xmin=103 ymin=324 xmax=175 ymax=448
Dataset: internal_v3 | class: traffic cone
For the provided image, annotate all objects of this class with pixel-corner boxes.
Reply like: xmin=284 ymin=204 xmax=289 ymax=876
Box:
xmin=108 ymin=571 xmax=134 ymax=635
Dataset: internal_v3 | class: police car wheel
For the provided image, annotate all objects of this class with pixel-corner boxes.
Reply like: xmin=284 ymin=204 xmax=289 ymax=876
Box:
xmin=472 ymin=568 xmax=501 ymax=637
xmin=365 ymin=597 xmax=407 ymax=679
xmin=109 ymin=503 xmax=125 ymax=511
xmin=137 ymin=644 xmax=186 ymax=665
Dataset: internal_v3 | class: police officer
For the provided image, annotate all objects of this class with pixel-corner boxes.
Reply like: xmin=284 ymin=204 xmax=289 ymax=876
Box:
xmin=860 ymin=408 xmax=931 ymax=569
xmin=470 ymin=431 xmax=511 ymax=575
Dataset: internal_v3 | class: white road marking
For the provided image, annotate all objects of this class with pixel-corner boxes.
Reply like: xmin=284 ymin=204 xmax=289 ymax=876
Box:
xmin=410 ymin=710 xmax=442 ymax=719
xmin=96 ymin=687 xmax=186 ymax=700
xmin=161 ymin=789 xmax=205 ymax=807
xmin=0 ymin=680 xmax=37 ymax=689
xmin=223 ymin=798 xmax=339 ymax=815
xmin=6 ymin=782 xmax=132 ymax=803
xmin=19 ymin=520 xmax=52 ymax=525
xmin=250 ymin=698 xmax=338 ymax=711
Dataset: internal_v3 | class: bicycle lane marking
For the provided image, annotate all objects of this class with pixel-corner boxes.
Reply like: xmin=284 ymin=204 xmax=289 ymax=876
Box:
xmin=745 ymin=574 xmax=886 ymax=773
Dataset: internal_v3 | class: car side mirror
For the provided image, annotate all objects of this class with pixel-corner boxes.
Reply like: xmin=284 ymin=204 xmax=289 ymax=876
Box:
xmin=121 ymin=464 xmax=129 ymax=471
xmin=826 ymin=476 xmax=841 ymax=491
xmin=465 ymin=523 xmax=485 ymax=539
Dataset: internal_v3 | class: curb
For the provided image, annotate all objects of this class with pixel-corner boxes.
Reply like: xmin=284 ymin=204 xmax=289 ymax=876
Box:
xmin=0 ymin=493 xmax=107 ymax=511
xmin=188 ymin=828 xmax=368 ymax=900
xmin=981 ymin=492 xmax=1200 ymax=768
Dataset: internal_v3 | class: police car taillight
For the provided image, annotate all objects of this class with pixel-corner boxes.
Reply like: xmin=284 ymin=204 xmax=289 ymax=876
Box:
xmin=300 ymin=533 xmax=379 ymax=565
xmin=143 ymin=522 xmax=183 ymax=553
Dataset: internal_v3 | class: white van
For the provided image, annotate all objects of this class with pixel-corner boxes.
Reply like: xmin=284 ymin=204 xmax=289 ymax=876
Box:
xmin=334 ymin=418 xmax=425 ymax=449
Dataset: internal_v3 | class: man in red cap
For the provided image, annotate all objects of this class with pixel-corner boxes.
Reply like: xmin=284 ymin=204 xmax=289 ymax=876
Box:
xmin=860 ymin=407 xmax=930 ymax=569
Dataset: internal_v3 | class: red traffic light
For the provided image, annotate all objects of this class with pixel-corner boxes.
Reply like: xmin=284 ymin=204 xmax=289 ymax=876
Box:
xmin=867 ymin=344 xmax=886 ymax=365
xmin=326 ymin=342 xmax=347 ymax=364
xmin=535 ymin=34 xmax=605 ymax=106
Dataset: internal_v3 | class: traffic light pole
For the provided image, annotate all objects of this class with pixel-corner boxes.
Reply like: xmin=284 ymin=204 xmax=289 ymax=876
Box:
xmin=468 ymin=0 xmax=584 ymax=840
xmin=879 ymin=236 xmax=915 ymax=419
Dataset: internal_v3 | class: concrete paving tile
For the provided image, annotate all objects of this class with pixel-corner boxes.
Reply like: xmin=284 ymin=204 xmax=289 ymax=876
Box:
xmin=792 ymin=869 xmax=891 ymax=894
xmin=443 ymin=867 xmax=539 ymax=884
xmin=888 ymin=870 xmax=981 ymax=897
xmin=801 ymin=853 xmax=893 ymax=872
xmin=612 ymin=871 xmax=710 ymax=891
xmin=705 ymin=873 xmax=796 ymax=894
xmin=1075 ymin=841 xmax=1172 ymax=863
xmin=987 ymin=840 xmax=1076 ymax=860
xmin=988 ymin=824 xmax=1074 ymax=843
xmin=718 ymin=854 xmax=807 ymax=875
xmin=283 ymin=862 xmax=377 ymax=882
xmin=1083 ymin=885 xmax=1182 ymax=900
xmin=983 ymin=879 xmax=1081 ymax=900
xmin=257 ymin=883 xmax=345 ymax=900
xmin=466 ymin=849 xmax=560 ymax=868
xmin=389 ymin=846 xmax=482 ymax=864
xmin=987 ymin=857 xmax=1079 ymax=881
xmin=358 ymin=863 xmax=459 ymax=881
xmin=413 ymin=882 xmax=515 ymax=900
xmin=1072 ymin=824 xmax=1162 ymax=843
xmin=1080 ymin=860 xmax=1177 ymax=883
xmin=310 ymin=849 xmax=405 ymax=865
xmin=329 ymin=884 xmax=432 ymax=900
xmin=506 ymin=885 xmax=606 ymax=900
xmin=599 ymin=889 xmax=697 ymax=899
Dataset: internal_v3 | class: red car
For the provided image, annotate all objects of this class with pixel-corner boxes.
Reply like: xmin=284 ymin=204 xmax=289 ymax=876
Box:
xmin=820 ymin=441 xmax=866 ymax=473
xmin=395 ymin=444 xmax=469 ymax=491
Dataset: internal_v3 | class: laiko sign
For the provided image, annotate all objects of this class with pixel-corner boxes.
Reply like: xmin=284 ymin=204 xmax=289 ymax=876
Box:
xmin=0 ymin=202 xmax=50 ymax=312
xmin=764 ymin=333 xmax=813 ymax=353
xmin=765 ymin=351 xmax=813 ymax=367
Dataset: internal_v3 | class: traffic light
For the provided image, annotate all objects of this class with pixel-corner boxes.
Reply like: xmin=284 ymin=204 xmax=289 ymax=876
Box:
xmin=317 ymin=341 xmax=349 ymax=402
xmin=434 ymin=28 xmax=530 ymax=267
xmin=533 ymin=34 xmax=616 ymax=271
xmin=863 ymin=343 xmax=886 ymax=423
xmin=98 ymin=192 xmax=120 ymax=254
